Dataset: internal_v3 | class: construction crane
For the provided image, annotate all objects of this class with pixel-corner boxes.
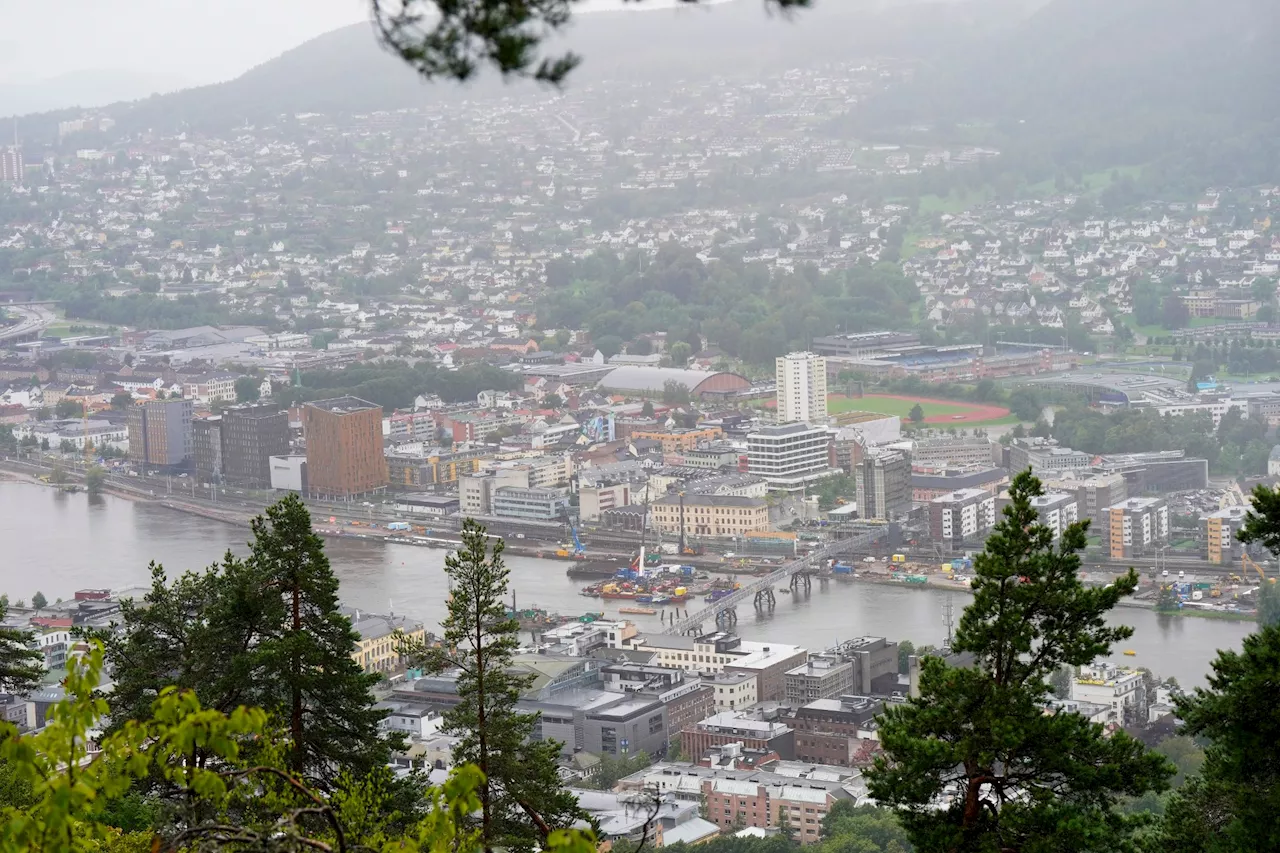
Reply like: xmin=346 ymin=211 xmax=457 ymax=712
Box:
xmin=676 ymin=491 xmax=699 ymax=556
xmin=1242 ymin=552 xmax=1276 ymax=585
xmin=82 ymin=399 xmax=94 ymax=469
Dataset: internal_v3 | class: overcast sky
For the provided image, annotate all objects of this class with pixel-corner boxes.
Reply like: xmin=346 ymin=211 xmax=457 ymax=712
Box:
xmin=0 ymin=0 xmax=736 ymax=88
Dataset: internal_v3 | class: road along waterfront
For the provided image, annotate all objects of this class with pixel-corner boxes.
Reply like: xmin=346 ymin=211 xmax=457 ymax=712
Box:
xmin=0 ymin=482 xmax=1253 ymax=689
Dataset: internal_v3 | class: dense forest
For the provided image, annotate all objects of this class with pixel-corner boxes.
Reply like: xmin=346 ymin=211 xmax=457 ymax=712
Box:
xmin=1050 ymin=404 xmax=1272 ymax=477
xmin=274 ymin=360 xmax=519 ymax=411
xmin=537 ymin=245 xmax=919 ymax=366
xmin=62 ymin=291 xmax=279 ymax=332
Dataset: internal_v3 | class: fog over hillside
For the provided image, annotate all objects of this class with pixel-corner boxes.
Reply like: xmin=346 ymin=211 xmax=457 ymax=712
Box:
xmin=5 ymin=0 xmax=1034 ymax=131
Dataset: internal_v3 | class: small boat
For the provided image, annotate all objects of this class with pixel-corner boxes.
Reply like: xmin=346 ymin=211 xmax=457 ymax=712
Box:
xmin=1123 ymin=650 xmax=1137 ymax=656
xmin=619 ymin=606 xmax=657 ymax=616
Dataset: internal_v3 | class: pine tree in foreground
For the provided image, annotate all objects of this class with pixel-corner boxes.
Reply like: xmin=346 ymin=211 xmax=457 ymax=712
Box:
xmin=101 ymin=495 xmax=400 ymax=789
xmin=248 ymin=493 xmax=397 ymax=783
xmin=1154 ymin=624 xmax=1280 ymax=853
xmin=402 ymin=519 xmax=587 ymax=853
xmin=867 ymin=470 xmax=1172 ymax=853
xmin=0 ymin=601 xmax=43 ymax=696
xmin=1150 ymin=479 xmax=1280 ymax=853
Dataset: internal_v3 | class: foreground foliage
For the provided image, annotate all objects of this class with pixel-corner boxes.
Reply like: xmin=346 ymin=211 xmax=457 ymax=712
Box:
xmin=867 ymin=470 xmax=1172 ymax=852
xmin=401 ymin=520 xmax=586 ymax=853
xmin=99 ymin=495 xmax=401 ymax=789
xmin=0 ymin=643 xmax=597 ymax=853
xmin=1153 ymin=624 xmax=1280 ymax=852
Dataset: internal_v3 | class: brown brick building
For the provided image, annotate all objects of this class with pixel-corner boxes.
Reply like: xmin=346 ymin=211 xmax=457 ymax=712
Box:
xmin=221 ymin=403 xmax=290 ymax=488
xmin=680 ymin=711 xmax=795 ymax=761
xmin=302 ymin=397 xmax=387 ymax=498
xmin=662 ymin=683 xmax=715 ymax=740
xmin=786 ymin=696 xmax=883 ymax=768
xmin=700 ymin=777 xmax=848 ymax=845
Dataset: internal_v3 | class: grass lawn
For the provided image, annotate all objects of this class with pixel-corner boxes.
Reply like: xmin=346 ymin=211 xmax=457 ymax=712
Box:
xmin=830 ymin=395 xmax=972 ymax=418
xmin=829 ymin=394 xmax=1020 ymax=428
xmin=43 ymin=322 xmax=110 ymax=338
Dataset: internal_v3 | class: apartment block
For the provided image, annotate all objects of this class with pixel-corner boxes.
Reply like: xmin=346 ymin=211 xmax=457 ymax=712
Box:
xmin=998 ymin=490 xmax=1078 ymax=539
xmin=1042 ymin=473 xmax=1127 ymax=525
xmin=1204 ymin=505 xmax=1250 ymax=565
xmin=929 ymin=488 xmax=996 ymax=543
xmin=220 ymin=403 xmax=290 ymax=488
xmin=386 ymin=447 xmax=488 ymax=489
xmin=460 ymin=473 xmax=494 ymax=517
xmin=485 ymin=454 xmax=573 ymax=489
xmin=302 ymin=397 xmax=387 ymax=498
xmin=776 ymin=351 xmax=828 ymax=424
xmin=1032 ymin=492 xmax=1079 ymax=539
xmin=854 ymin=447 xmax=911 ymax=521
xmin=579 ymin=481 xmax=632 ymax=522
xmin=0 ymin=147 xmax=23 ymax=184
xmin=746 ymin=423 xmax=837 ymax=491
xmin=192 ymin=417 xmax=223 ymax=482
xmin=1072 ymin=663 xmax=1146 ymax=724
xmin=127 ymin=397 xmax=193 ymax=470
xmin=700 ymin=777 xmax=844 ymax=845
xmin=1105 ymin=497 xmax=1170 ymax=559
xmin=350 ymin=612 xmax=426 ymax=674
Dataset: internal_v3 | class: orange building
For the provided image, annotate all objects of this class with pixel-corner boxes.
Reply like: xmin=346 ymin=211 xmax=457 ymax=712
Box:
xmin=628 ymin=427 xmax=723 ymax=453
xmin=302 ymin=396 xmax=388 ymax=498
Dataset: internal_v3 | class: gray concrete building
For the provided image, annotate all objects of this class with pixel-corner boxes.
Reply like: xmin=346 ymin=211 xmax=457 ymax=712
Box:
xmin=784 ymin=655 xmax=855 ymax=706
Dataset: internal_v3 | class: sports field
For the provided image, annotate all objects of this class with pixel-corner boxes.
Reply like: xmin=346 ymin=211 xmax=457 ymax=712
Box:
xmin=829 ymin=394 xmax=1017 ymax=426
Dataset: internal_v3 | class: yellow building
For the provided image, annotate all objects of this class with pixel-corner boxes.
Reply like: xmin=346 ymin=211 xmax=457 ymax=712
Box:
xmin=350 ymin=612 xmax=426 ymax=674
xmin=628 ymin=427 xmax=723 ymax=453
xmin=650 ymin=494 xmax=770 ymax=537
xmin=1205 ymin=506 xmax=1249 ymax=565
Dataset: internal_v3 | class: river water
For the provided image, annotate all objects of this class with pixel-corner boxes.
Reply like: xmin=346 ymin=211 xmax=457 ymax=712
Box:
xmin=0 ymin=483 xmax=1254 ymax=688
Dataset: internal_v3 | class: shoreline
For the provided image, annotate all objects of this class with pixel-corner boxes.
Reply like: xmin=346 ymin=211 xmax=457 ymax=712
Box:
xmin=0 ymin=467 xmax=1264 ymax=626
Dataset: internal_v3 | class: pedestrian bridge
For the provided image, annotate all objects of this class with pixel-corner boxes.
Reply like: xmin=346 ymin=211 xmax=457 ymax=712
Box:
xmin=663 ymin=527 xmax=889 ymax=635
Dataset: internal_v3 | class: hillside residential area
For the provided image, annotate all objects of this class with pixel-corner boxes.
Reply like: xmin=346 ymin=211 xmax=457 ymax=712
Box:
xmin=2 ymin=2 xmax=1280 ymax=849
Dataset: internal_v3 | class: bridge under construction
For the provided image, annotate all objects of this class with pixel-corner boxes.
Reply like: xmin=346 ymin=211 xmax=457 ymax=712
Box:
xmin=663 ymin=526 xmax=890 ymax=636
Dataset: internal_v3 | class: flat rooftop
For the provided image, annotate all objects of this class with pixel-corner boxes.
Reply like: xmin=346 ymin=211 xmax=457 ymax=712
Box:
xmin=306 ymin=395 xmax=380 ymax=414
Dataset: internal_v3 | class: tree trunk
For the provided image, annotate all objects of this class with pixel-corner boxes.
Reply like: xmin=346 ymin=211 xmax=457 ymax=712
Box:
xmin=291 ymin=580 xmax=303 ymax=774
xmin=475 ymin=592 xmax=491 ymax=853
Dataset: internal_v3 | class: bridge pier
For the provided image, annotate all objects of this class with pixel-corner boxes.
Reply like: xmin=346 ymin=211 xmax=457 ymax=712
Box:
xmin=662 ymin=527 xmax=889 ymax=636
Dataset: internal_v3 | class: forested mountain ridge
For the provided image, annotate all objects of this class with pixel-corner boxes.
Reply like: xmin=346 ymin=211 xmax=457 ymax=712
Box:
xmin=853 ymin=0 xmax=1280 ymax=195
xmin=7 ymin=0 xmax=1035 ymax=140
